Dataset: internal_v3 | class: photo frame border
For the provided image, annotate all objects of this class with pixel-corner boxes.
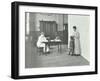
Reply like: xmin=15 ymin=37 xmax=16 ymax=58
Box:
xmin=11 ymin=1 xmax=98 ymax=79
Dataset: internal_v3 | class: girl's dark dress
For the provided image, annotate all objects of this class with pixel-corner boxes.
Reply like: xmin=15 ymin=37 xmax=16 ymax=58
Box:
xmin=69 ymin=37 xmax=74 ymax=55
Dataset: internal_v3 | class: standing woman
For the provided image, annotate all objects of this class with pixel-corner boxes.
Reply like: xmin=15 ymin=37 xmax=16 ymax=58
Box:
xmin=73 ymin=26 xmax=81 ymax=56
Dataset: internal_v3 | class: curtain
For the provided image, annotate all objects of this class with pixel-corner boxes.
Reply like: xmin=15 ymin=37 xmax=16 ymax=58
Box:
xmin=40 ymin=21 xmax=57 ymax=39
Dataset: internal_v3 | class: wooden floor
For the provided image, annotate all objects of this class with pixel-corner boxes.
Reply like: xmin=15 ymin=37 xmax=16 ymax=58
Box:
xmin=25 ymin=40 xmax=89 ymax=68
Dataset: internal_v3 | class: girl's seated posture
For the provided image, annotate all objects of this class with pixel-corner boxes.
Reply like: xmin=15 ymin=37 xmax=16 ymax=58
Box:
xmin=69 ymin=36 xmax=74 ymax=55
xmin=37 ymin=32 xmax=49 ymax=53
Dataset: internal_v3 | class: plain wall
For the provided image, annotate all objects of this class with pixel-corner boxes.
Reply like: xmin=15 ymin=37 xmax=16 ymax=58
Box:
xmin=68 ymin=15 xmax=90 ymax=61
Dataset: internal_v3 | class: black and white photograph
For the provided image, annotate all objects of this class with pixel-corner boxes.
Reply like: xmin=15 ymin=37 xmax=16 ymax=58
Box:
xmin=11 ymin=2 xmax=97 ymax=79
xmin=25 ymin=12 xmax=89 ymax=68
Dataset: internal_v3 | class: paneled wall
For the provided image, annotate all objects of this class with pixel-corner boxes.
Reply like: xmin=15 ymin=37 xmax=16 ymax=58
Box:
xmin=26 ymin=13 xmax=68 ymax=46
xmin=35 ymin=13 xmax=64 ymax=31
xmin=27 ymin=13 xmax=68 ymax=32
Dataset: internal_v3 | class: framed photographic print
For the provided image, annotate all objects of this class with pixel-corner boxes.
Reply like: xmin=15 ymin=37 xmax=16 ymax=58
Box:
xmin=11 ymin=1 xmax=98 ymax=79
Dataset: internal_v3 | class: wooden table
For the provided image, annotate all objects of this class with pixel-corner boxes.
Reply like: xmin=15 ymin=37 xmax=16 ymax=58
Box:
xmin=43 ymin=40 xmax=62 ymax=52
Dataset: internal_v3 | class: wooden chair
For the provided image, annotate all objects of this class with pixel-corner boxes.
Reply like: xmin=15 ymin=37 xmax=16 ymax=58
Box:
xmin=37 ymin=47 xmax=43 ymax=55
xmin=34 ymin=41 xmax=44 ymax=55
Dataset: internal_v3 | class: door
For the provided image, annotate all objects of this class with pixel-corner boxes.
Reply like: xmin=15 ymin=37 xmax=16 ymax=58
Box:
xmin=63 ymin=24 xmax=68 ymax=44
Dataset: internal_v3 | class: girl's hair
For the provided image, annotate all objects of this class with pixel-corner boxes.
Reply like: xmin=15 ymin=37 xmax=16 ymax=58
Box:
xmin=73 ymin=26 xmax=77 ymax=30
xmin=70 ymin=36 xmax=74 ymax=40
xmin=40 ymin=32 xmax=44 ymax=35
